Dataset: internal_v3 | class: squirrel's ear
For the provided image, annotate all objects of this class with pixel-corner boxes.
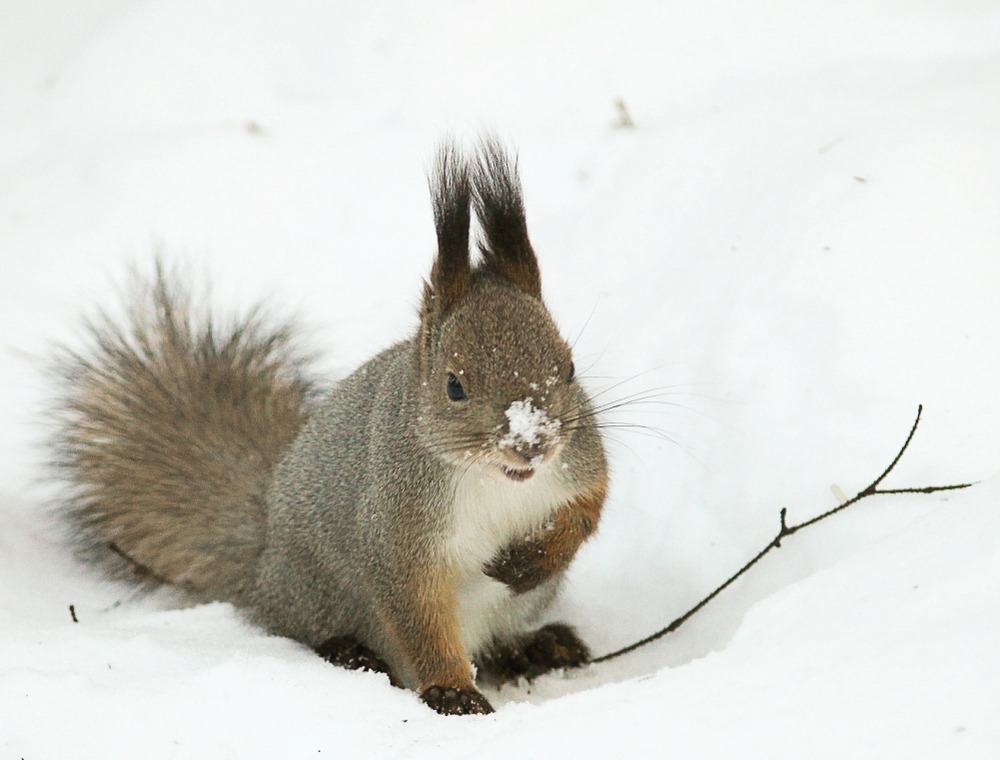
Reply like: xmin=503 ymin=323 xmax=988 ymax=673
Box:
xmin=471 ymin=138 xmax=542 ymax=299
xmin=425 ymin=140 xmax=472 ymax=316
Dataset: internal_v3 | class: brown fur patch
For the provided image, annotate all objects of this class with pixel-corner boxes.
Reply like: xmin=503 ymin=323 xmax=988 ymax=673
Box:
xmin=375 ymin=561 xmax=476 ymax=692
xmin=484 ymin=474 xmax=608 ymax=593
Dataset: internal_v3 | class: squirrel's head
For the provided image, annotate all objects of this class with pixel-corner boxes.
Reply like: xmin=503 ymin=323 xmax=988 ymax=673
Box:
xmin=415 ymin=139 xmax=585 ymax=483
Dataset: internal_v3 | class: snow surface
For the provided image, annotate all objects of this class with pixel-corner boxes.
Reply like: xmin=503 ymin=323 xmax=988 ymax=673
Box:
xmin=2 ymin=1 xmax=999 ymax=757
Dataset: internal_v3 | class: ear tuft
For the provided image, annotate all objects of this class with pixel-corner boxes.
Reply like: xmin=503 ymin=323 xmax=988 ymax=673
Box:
xmin=471 ymin=137 xmax=542 ymax=299
xmin=426 ymin=139 xmax=472 ymax=315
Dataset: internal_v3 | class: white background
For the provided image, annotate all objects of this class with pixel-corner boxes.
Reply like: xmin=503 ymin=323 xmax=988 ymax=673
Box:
xmin=2 ymin=1 xmax=998 ymax=757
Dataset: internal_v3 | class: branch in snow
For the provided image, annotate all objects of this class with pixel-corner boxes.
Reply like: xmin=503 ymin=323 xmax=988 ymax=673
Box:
xmin=591 ymin=405 xmax=975 ymax=664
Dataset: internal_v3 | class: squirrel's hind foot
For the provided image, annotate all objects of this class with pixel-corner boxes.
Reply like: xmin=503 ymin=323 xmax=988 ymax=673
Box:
xmin=316 ymin=635 xmax=401 ymax=687
xmin=478 ymin=623 xmax=591 ymax=685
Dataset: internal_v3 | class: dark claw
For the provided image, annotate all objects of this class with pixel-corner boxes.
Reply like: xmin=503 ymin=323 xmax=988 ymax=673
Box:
xmin=420 ymin=685 xmax=495 ymax=716
xmin=316 ymin=636 xmax=401 ymax=687
xmin=480 ymin=623 xmax=590 ymax=684
xmin=483 ymin=538 xmax=553 ymax=594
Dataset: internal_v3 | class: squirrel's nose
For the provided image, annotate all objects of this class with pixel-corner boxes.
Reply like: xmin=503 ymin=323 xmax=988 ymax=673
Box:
xmin=509 ymin=437 xmax=565 ymax=467
xmin=513 ymin=441 xmax=546 ymax=464
xmin=499 ymin=397 xmax=563 ymax=466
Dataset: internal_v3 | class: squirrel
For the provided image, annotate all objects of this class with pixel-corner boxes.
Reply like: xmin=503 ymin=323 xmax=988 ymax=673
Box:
xmin=49 ymin=138 xmax=609 ymax=716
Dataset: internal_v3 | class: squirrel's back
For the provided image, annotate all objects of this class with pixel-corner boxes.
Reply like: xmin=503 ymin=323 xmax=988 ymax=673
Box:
xmin=50 ymin=263 xmax=314 ymax=600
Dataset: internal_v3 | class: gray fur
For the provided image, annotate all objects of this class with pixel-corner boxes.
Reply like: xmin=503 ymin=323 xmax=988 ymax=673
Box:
xmin=49 ymin=139 xmax=609 ymax=712
xmin=50 ymin=262 xmax=315 ymax=600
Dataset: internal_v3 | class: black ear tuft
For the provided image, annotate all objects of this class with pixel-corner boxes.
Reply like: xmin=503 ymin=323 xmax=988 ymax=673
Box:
xmin=426 ymin=139 xmax=472 ymax=314
xmin=472 ymin=137 xmax=542 ymax=298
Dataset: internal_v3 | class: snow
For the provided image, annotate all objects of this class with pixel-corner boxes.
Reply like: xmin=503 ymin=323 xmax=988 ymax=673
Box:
xmin=500 ymin=397 xmax=561 ymax=454
xmin=2 ymin=1 xmax=999 ymax=756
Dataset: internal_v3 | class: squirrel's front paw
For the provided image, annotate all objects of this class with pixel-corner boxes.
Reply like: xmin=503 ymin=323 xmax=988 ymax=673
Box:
xmin=420 ymin=685 xmax=495 ymax=716
xmin=483 ymin=536 xmax=554 ymax=594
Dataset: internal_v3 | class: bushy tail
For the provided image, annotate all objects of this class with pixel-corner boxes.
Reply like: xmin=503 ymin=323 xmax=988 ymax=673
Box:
xmin=50 ymin=262 xmax=315 ymax=601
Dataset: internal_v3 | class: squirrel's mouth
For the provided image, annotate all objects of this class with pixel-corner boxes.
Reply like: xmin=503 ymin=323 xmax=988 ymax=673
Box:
xmin=501 ymin=465 xmax=535 ymax=482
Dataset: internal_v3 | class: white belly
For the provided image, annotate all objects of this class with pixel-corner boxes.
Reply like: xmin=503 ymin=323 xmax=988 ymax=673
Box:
xmin=445 ymin=462 xmax=573 ymax=654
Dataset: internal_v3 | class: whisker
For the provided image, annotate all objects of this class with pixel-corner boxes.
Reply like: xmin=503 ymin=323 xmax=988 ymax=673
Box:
xmin=562 ymin=398 xmax=695 ymax=423
xmin=578 ymin=365 xmax=689 ymax=398
xmin=426 ymin=437 xmax=489 ymax=451
xmin=564 ymin=421 xmax=680 ymax=445
xmin=555 ymin=390 xmax=699 ymax=427
xmin=569 ymin=301 xmax=600 ymax=351
xmin=586 ymin=384 xmax=704 ymax=408
xmin=424 ymin=433 xmax=490 ymax=449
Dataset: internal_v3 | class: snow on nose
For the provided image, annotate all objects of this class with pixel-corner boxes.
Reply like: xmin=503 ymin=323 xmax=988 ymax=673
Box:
xmin=499 ymin=397 xmax=561 ymax=459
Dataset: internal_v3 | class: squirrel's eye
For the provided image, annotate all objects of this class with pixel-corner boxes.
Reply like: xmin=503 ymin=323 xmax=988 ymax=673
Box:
xmin=567 ymin=361 xmax=576 ymax=383
xmin=446 ymin=373 xmax=467 ymax=401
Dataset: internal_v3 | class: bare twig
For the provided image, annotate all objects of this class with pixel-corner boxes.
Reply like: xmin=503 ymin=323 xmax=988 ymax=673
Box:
xmin=591 ymin=405 xmax=974 ymax=664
